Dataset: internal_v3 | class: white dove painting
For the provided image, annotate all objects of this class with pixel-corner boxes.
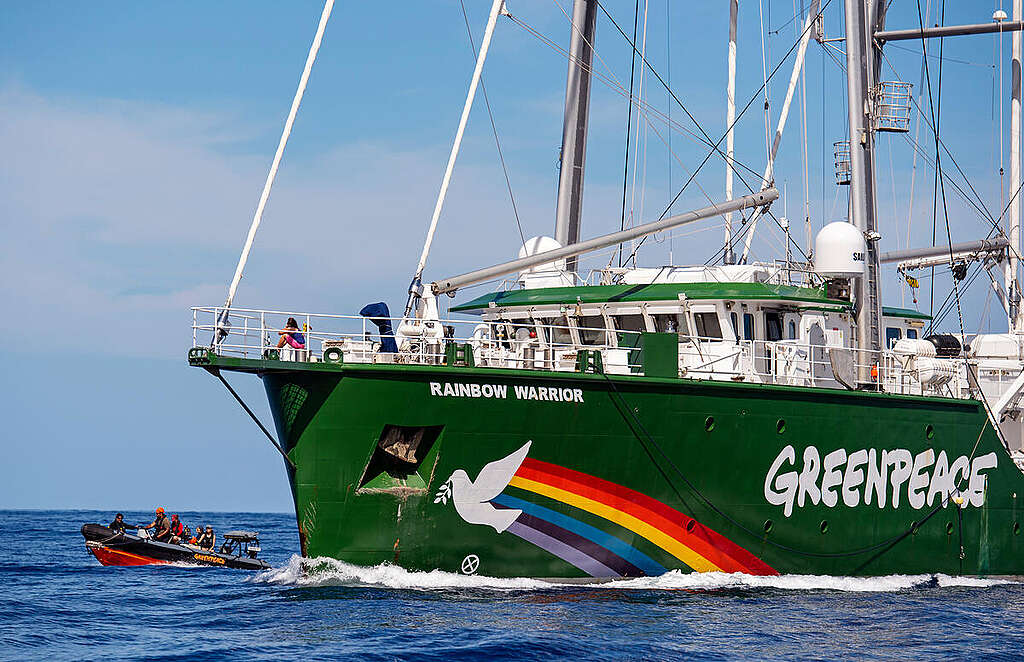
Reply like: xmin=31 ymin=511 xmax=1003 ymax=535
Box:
xmin=434 ymin=441 xmax=532 ymax=533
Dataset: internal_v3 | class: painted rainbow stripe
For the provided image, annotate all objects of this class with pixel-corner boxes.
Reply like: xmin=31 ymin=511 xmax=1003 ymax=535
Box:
xmin=499 ymin=457 xmax=776 ymax=577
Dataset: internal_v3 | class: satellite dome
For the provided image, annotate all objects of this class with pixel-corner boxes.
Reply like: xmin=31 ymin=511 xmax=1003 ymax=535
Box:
xmin=518 ymin=236 xmax=565 ymax=274
xmin=814 ymin=222 xmax=866 ymax=278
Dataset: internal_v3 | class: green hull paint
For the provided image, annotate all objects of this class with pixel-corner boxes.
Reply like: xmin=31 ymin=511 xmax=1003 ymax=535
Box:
xmin=201 ymin=356 xmax=1024 ymax=578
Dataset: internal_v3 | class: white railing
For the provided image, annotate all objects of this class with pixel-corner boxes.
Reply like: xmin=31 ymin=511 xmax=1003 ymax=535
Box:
xmin=191 ymin=306 xmax=969 ymax=398
xmin=192 ymin=306 xmax=643 ymax=373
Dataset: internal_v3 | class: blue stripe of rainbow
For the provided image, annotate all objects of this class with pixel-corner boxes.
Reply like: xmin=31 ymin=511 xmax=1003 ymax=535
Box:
xmin=493 ymin=493 xmax=667 ymax=576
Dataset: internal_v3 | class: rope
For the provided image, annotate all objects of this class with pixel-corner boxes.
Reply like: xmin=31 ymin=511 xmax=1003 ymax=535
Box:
xmin=212 ymin=369 xmax=296 ymax=469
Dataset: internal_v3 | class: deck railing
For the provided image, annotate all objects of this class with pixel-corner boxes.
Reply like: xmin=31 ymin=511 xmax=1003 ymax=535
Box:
xmin=191 ymin=306 xmax=966 ymax=397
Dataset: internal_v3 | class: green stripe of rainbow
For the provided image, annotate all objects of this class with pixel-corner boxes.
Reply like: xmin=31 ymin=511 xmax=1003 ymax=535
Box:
xmin=508 ymin=457 xmax=777 ymax=575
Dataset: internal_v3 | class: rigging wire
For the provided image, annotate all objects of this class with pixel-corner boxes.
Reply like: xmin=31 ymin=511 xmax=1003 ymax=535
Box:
xmin=508 ymin=8 xmax=762 ymax=181
xmin=594 ymin=0 xmax=770 ymax=186
xmin=458 ymin=0 xmax=527 ymax=251
xmin=667 ymin=0 xmax=673 ymax=264
xmin=797 ymin=0 xmax=811 ymax=258
xmin=618 ymin=0 xmax=641 ymax=266
xmin=603 ymin=0 xmax=833 ymax=265
xmin=627 ymin=0 xmax=651 ymax=266
xmin=759 ymin=0 xmax=773 ymax=172
xmin=918 ymin=0 xmax=969 ymax=344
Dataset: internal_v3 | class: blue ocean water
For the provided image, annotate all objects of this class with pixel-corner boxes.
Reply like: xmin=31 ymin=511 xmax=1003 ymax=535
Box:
xmin=4 ymin=509 xmax=1024 ymax=661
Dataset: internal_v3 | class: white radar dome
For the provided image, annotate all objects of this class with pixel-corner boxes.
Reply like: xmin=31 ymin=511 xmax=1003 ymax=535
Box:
xmin=518 ymin=236 xmax=566 ymax=273
xmin=814 ymin=221 xmax=866 ymax=278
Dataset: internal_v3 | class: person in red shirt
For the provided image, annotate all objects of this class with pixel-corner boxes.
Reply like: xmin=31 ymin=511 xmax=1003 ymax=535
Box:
xmin=169 ymin=514 xmax=184 ymax=543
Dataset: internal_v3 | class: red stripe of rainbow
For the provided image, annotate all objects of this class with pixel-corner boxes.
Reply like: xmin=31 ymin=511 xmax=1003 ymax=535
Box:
xmin=508 ymin=458 xmax=777 ymax=575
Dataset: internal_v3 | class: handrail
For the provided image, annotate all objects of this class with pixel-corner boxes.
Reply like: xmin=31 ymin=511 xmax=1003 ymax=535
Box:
xmin=191 ymin=305 xmax=976 ymax=399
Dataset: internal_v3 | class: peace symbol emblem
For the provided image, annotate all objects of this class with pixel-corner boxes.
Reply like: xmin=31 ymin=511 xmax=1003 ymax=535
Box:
xmin=460 ymin=554 xmax=480 ymax=575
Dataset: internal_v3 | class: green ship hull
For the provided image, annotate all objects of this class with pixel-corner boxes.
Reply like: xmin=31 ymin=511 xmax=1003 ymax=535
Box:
xmin=198 ymin=353 xmax=1024 ymax=579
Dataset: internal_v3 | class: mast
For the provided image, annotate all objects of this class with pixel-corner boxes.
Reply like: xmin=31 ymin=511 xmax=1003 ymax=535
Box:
xmin=554 ymin=0 xmax=598 ymax=275
xmin=845 ymin=0 xmax=886 ymax=379
xmin=724 ymin=0 xmax=739 ymax=265
xmin=1010 ymin=0 xmax=1022 ymax=332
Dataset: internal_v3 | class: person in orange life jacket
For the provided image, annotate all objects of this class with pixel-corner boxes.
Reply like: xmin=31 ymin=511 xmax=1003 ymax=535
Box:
xmin=277 ymin=317 xmax=305 ymax=349
xmin=140 ymin=507 xmax=172 ymax=542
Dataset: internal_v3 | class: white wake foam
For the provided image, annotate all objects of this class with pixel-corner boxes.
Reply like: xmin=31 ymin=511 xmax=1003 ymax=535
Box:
xmin=252 ymin=555 xmax=554 ymax=591
xmin=595 ymin=569 xmax=1015 ymax=592
xmin=251 ymin=555 xmax=1016 ymax=593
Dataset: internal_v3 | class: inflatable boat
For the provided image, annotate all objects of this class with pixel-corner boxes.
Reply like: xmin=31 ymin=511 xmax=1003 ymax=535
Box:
xmin=81 ymin=523 xmax=271 ymax=570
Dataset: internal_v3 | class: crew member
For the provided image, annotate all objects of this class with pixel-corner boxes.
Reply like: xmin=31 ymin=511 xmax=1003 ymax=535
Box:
xmin=140 ymin=507 xmax=172 ymax=542
xmin=198 ymin=525 xmax=216 ymax=551
xmin=108 ymin=513 xmax=129 ymax=533
xmin=169 ymin=514 xmax=184 ymax=543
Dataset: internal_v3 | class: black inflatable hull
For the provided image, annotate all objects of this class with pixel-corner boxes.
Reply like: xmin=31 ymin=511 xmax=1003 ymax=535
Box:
xmin=81 ymin=524 xmax=271 ymax=570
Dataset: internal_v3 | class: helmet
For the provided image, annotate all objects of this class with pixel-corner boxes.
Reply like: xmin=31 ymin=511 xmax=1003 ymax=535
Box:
xmin=156 ymin=507 xmax=165 ymax=514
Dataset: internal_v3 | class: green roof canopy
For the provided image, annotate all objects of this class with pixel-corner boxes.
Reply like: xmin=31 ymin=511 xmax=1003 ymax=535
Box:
xmin=450 ymin=282 xmax=931 ymax=320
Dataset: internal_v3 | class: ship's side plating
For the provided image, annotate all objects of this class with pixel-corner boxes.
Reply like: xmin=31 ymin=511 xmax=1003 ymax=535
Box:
xmin=251 ymin=358 xmax=1024 ymax=579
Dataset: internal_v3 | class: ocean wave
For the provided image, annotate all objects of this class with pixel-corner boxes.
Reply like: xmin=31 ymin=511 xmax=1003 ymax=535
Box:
xmin=251 ymin=555 xmax=1017 ymax=593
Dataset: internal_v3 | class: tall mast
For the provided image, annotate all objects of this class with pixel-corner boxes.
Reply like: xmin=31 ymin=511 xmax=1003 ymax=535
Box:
xmin=724 ymin=0 xmax=739 ymax=265
xmin=844 ymin=0 xmax=886 ymax=378
xmin=1010 ymin=0 xmax=1022 ymax=332
xmin=554 ymin=0 xmax=598 ymax=275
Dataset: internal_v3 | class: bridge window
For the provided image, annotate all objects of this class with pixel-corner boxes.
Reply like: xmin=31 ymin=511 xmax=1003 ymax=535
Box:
xmin=907 ymin=328 xmax=918 ymax=339
xmin=694 ymin=312 xmax=723 ymax=339
xmin=654 ymin=313 xmax=688 ymax=335
xmin=743 ymin=313 xmax=755 ymax=340
xmin=539 ymin=316 xmax=573 ymax=345
xmin=577 ymin=316 xmax=606 ymax=345
xmin=614 ymin=314 xmax=646 ymax=333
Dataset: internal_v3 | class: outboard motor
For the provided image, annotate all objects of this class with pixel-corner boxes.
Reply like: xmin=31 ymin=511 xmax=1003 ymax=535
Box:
xmin=360 ymin=302 xmax=399 ymax=353
xmin=925 ymin=334 xmax=961 ymax=358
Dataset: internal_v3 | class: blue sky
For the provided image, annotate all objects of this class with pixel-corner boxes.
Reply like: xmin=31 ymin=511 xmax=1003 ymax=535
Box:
xmin=0 ymin=1 xmax=1017 ymax=511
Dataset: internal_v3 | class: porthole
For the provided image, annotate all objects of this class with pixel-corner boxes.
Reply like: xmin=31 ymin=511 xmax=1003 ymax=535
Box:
xmin=763 ymin=519 xmax=774 ymax=533
xmin=925 ymin=424 xmax=935 ymax=440
xmin=819 ymin=520 xmax=829 ymax=534
xmin=1015 ymin=522 xmax=1021 ymax=536
xmin=685 ymin=519 xmax=696 ymax=533
xmin=910 ymin=521 xmax=919 ymax=535
xmin=776 ymin=419 xmax=786 ymax=434
xmin=946 ymin=522 xmax=954 ymax=536
xmin=704 ymin=416 xmax=715 ymax=432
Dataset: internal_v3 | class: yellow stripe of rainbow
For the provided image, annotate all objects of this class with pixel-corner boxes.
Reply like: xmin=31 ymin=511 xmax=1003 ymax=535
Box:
xmin=508 ymin=475 xmax=723 ymax=572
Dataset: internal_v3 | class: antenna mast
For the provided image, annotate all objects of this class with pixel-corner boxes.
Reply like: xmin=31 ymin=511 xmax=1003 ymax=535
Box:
xmin=844 ymin=0 xmax=886 ymax=380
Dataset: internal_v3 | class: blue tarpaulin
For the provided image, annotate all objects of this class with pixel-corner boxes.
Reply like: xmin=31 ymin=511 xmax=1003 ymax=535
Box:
xmin=359 ymin=302 xmax=399 ymax=353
